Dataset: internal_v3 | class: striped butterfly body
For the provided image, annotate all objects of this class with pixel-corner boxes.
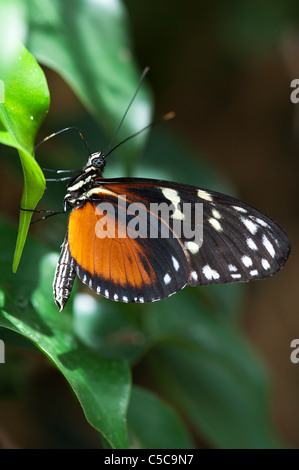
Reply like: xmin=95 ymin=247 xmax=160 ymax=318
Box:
xmin=53 ymin=151 xmax=290 ymax=311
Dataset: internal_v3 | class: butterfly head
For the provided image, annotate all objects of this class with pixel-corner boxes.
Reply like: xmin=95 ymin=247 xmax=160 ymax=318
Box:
xmin=85 ymin=151 xmax=106 ymax=174
xmin=64 ymin=151 xmax=106 ymax=206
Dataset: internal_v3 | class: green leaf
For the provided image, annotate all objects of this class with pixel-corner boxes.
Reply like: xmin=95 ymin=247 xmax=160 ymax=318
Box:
xmin=0 ymin=0 xmax=27 ymax=70
xmin=0 ymin=219 xmax=131 ymax=449
xmin=128 ymin=386 xmax=194 ymax=449
xmin=0 ymin=42 xmax=49 ymax=272
xmin=145 ymin=293 xmax=284 ymax=449
xmin=73 ymin=292 xmax=148 ymax=364
xmin=26 ymin=0 xmax=153 ymax=172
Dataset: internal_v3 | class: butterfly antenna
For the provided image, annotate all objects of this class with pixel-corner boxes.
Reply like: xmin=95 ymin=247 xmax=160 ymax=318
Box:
xmin=105 ymin=111 xmax=176 ymax=157
xmin=105 ymin=66 xmax=150 ymax=157
xmin=34 ymin=127 xmax=92 ymax=156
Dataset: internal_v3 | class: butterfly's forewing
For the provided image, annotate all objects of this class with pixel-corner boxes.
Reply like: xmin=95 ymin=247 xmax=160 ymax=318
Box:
xmin=63 ymin=178 xmax=290 ymax=304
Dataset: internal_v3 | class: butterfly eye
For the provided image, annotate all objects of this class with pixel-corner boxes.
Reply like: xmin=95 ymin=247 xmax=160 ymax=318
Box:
xmin=90 ymin=153 xmax=105 ymax=168
xmin=92 ymin=158 xmax=102 ymax=167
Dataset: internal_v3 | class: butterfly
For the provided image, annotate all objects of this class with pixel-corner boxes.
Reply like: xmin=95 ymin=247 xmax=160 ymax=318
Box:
xmin=45 ymin=70 xmax=290 ymax=311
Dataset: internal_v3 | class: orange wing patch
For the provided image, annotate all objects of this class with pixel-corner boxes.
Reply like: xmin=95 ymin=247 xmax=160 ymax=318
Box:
xmin=68 ymin=201 xmax=156 ymax=292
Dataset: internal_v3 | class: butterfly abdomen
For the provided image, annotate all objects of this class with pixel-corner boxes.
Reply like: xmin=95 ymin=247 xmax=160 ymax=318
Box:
xmin=53 ymin=236 xmax=77 ymax=312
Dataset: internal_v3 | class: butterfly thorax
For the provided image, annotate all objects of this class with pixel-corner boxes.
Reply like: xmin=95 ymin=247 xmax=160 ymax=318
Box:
xmin=63 ymin=151 xmax=106 ymax=210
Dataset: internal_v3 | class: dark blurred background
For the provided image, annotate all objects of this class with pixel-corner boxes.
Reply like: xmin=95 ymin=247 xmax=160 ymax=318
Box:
xmin=124 ymin=0 xmax=299 ymax=446
xmin=0 ymin=0 xmax=299 ymax=448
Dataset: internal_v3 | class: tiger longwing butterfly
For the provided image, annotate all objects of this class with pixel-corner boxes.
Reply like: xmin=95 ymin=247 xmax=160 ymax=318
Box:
xmin=45 ymin=69 xmax=290 ymax=311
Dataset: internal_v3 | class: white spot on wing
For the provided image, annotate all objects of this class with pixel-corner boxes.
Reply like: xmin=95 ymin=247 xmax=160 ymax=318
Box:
xmin=241 ymin=217 xmax=258 ymax=235
xmin=231 ymin=273 xmax=241 ymax=279
xmin=250 ymin=269 xmax=258 ymax=276
xmin=172 ymin=206 xmax=185 ymax=220
xmin=191 ymin=271 xmax=198 ymax=281
xmin=114 ymin=293 xmax=118 ymax=301
xmin=233 ymin=206 xmax=247 ymax=213
xmin=202 ymin=265 xmax=220 ymax=280
xmin=197 ymin=189 xmax=213 ymax=201
xmin=161 ymin=188 xmax=185 ymax=220
xmin=212 ymin=208 xmax=221 ymax=219
xmin=172 ymin=256 xmax=180 ymax=271
xmin=241 ymin=255 xmax=253 ymax=267
xmin=254 ymin=217 xmax=270 ymax=228
xmin=123 ymin=296 xmax=128 ymax=303
xmin=185 ymin=241 xmax=200 ymax=254
xmin=209 ymin=217 xmax=223 ymax=232
xmin=164 ymin=273 xmax=171 ymax=285
xmin=161 ymin=188 xmax=180 ymax=204
xmin=262 ymin=234 xmax=275 ymax=258
xmin=228 ymin=264 xmax=238 ymax=272
xmin=105 ymin=289 xmax=109 ymax=298
xmin=247 ymin=237 xmax=258 ymax=250
xmin=261 ymin=258 xmax=270 ymax=270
